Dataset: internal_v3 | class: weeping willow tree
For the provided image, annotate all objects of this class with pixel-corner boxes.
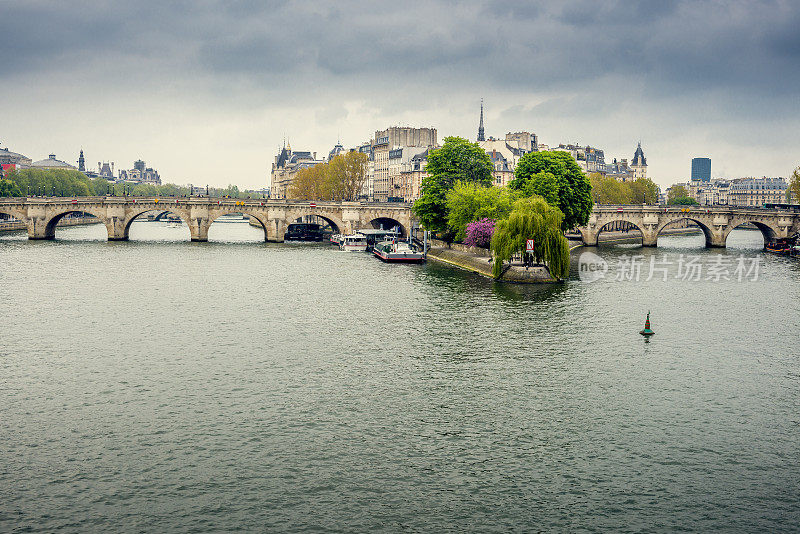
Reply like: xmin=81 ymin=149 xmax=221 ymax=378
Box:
xmin=490 ymin=196 xmax=570 ymax=279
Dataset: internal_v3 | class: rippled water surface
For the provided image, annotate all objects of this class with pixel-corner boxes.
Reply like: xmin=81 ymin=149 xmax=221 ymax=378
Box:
xmin=2 ymin=221 xmax=799 ymax=532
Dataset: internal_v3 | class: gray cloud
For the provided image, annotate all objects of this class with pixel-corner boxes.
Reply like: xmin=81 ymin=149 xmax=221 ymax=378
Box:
xmin=2 ymin=0 xmax=799 ymax=186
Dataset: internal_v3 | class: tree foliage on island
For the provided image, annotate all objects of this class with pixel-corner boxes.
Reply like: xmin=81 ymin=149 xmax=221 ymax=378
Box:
xmin=589 ymin=173 xmax=659 ymax=205
xmin=413 ymin=137 xmax=493 ymax=234
xmin=667 ymin=184 xmax=698 ymax=205
xmin=490 ymin=196 xmax=570 ymax=280
xmin=509 ymin=151 xmax=593 ymax=230
xmin=445 ymin=181 xmax=516 ymax=242
xmin=289 ymin=152 xmax=368 ymax=201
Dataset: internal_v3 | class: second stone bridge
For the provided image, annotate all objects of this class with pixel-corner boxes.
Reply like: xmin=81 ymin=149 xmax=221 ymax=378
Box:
xmin=579 ymin=205 xmax=800 ymax=247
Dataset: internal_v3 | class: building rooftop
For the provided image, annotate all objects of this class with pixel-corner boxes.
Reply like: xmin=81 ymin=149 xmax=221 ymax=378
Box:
xmin=0 ymin=147 xmax=32 ymax=164
xmin=632 ymin=142 xmax=647 ymax=166
xmin=31 ymin=154 xmax=76 ymax=169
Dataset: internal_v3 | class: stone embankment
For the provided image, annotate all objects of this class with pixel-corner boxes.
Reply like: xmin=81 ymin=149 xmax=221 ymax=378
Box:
xmin=425 ymin=239 xmax=558 ymax=283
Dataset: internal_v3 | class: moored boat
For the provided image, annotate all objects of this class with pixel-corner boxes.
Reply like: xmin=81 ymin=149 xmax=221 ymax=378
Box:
xmin=284 ymin=223 xmax=324 ymax=242
xmin=372 ymin=240 xmax=425 ymax=263
xmin=358 ymin=228 xmax=402 ymax=251
xmin=765 ymin=237 xmax=794 ymax=255
xmin=340 ymin=233 xmax=368 ymax=252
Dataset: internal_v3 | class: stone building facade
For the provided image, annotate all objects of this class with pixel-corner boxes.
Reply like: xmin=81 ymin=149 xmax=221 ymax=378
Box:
xmin=371 ymin=127 xmax=437 ymax=201
xmin=269 ymin=145 xmax=323 ymax=199
xmin=728 ymin=177 xmax=788 ymax=207
xmin=119 ymin=160 xmax=161 ymax=184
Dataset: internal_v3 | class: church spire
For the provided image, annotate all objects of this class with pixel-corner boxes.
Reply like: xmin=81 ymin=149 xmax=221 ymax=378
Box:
xmin=78 ymin=148 xmax=85 ymax=172
xmin=477 ymin=98 xmax=485 ymax=142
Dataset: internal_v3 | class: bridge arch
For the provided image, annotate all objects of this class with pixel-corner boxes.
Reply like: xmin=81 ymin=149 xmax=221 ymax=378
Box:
xmin=656 ymin=217 xmax=714 ymax=248
xmin=44 ymin=208 xmax=111 ymax=240
xmin=207 ymin=210 xmax=269 ymax=242
xmin=588 ymin=218 xmax=645 ymax=246
xmin=0 ymin=208 xmax=28 ymax=224
xmin=369 ymin=217 xmax=407 ymax=237
xmin=723 ymin=219 xmax=780 ymax=247
xmin=151 ymin=210 xmax=172 ymax=221
xmin=124 ymin=208 xmax=192 ymax=240
xmin=285 ymin=211 xmax=343 ymax=235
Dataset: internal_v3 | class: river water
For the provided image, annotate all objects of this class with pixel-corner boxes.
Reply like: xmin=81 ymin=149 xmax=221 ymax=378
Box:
xmin=1 ymin=220 xmax=799 ymax=532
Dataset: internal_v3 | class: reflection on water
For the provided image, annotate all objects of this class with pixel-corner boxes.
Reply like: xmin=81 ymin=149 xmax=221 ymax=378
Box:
xmin=1 ymin=222 xmax=799 ymax=532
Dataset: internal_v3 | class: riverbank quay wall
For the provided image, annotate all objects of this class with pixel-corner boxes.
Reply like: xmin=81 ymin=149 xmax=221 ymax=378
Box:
xmin=578 ymin=205 xmax=800 ymax=248
xmin=426 ymin=239 xmax=557 ymax=283
xmin=0 ymin=214 xmax=99 ymax=233
xmin=0 ymin=197 xmax=415 ymax=242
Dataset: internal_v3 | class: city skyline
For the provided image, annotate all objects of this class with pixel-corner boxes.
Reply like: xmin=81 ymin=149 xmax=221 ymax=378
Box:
xmin=3 ymin=1 xmax=799 ymax=189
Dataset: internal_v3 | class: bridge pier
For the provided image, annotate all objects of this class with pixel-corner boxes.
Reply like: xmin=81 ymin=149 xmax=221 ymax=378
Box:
xmin=107 ymin=217 xmax=129 ymax=241
xmin=579 ymin=228 xmax=598 ymax=246
xmin=27 ymin=218 xmax=55 ymax=240
xmin=707 ymin=234 xmax=727 ymax=248
xmin=642 ymin=234 xmax=658 ymax=247
xmin=190 ymin=221 xmax=209 ymax=242
xmin=267 ymin=218 xmax=285 ymax=242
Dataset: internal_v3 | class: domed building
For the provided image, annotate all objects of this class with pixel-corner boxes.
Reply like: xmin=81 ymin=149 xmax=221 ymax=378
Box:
xmin=31 ymin=154 xmax=76 ymax=170
xmin=0 ymin=146 xmax=32 ymax=166
xmin=328 ymin=140 xmax=346 ymax=161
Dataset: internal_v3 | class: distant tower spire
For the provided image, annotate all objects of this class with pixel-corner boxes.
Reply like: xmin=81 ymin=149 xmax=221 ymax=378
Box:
xmin=477 ymin=98 xmax=485 ymax=142
xmin=78 ymin=149 xmax=85 ymax=172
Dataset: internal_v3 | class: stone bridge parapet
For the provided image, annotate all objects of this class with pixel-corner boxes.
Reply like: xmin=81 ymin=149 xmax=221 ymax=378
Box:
xmin=0 ymin=197 xmax=415 ymax=242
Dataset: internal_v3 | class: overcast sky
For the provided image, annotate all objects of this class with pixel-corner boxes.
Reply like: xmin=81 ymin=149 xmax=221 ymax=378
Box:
xmin=2 ymin=0 xmax=799 ymax=189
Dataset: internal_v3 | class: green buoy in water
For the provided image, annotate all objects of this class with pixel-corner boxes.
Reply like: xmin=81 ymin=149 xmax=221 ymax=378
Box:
xmin=640 ymin=311 xmax=655 ymax=337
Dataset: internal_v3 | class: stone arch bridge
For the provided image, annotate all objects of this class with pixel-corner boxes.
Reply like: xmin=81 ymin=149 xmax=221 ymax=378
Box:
xmin=0 ymin=197 xmax=414 ymax=242
xmin=579 ymin=205 xmax=800 ymax=248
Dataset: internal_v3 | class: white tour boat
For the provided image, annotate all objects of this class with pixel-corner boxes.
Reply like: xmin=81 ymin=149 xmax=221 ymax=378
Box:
xmin=372 ymin=240 xmax=425 ymax=263
xmin=340 ymin=233 xmax=368 ymax=252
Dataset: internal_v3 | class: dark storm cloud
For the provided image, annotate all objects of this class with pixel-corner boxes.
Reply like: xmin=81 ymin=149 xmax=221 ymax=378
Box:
xmin=3 ymin=0 xmax=798 ymax=99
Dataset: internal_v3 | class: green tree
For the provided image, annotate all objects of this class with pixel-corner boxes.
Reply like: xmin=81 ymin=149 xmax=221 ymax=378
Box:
xmin=520 ymin=171 xmax=559 ymax=206
xmin=589 ymin=172 xmax=632 ymax=204
xmin=789 ymin=166 xmax=800 ymax=204
xmin=667 ymin=184 xmax=692 ymax=204
xmin=0 ymin=179 xmax=22 ymax=197
xmin=413 ymin=136 xmax=493 ymax=234
xmin=628 ymin=178 xmax=659 ymax=204
xmin=445 ymin=181 xmax=517 ymax=241
xmin=509 ymin=151 xmax=593 ymax=230
xmin=490 ymin=196 xmax=570 ymax=279
xmin=670 ymin=196 xmax=699 ymax=205
xmin=288 ymin=152 xmax=367 ymax=201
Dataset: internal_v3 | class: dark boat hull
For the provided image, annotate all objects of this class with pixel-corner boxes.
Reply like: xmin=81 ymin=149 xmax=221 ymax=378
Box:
xmin=373 ymin=250 xmax=425 ymax=263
